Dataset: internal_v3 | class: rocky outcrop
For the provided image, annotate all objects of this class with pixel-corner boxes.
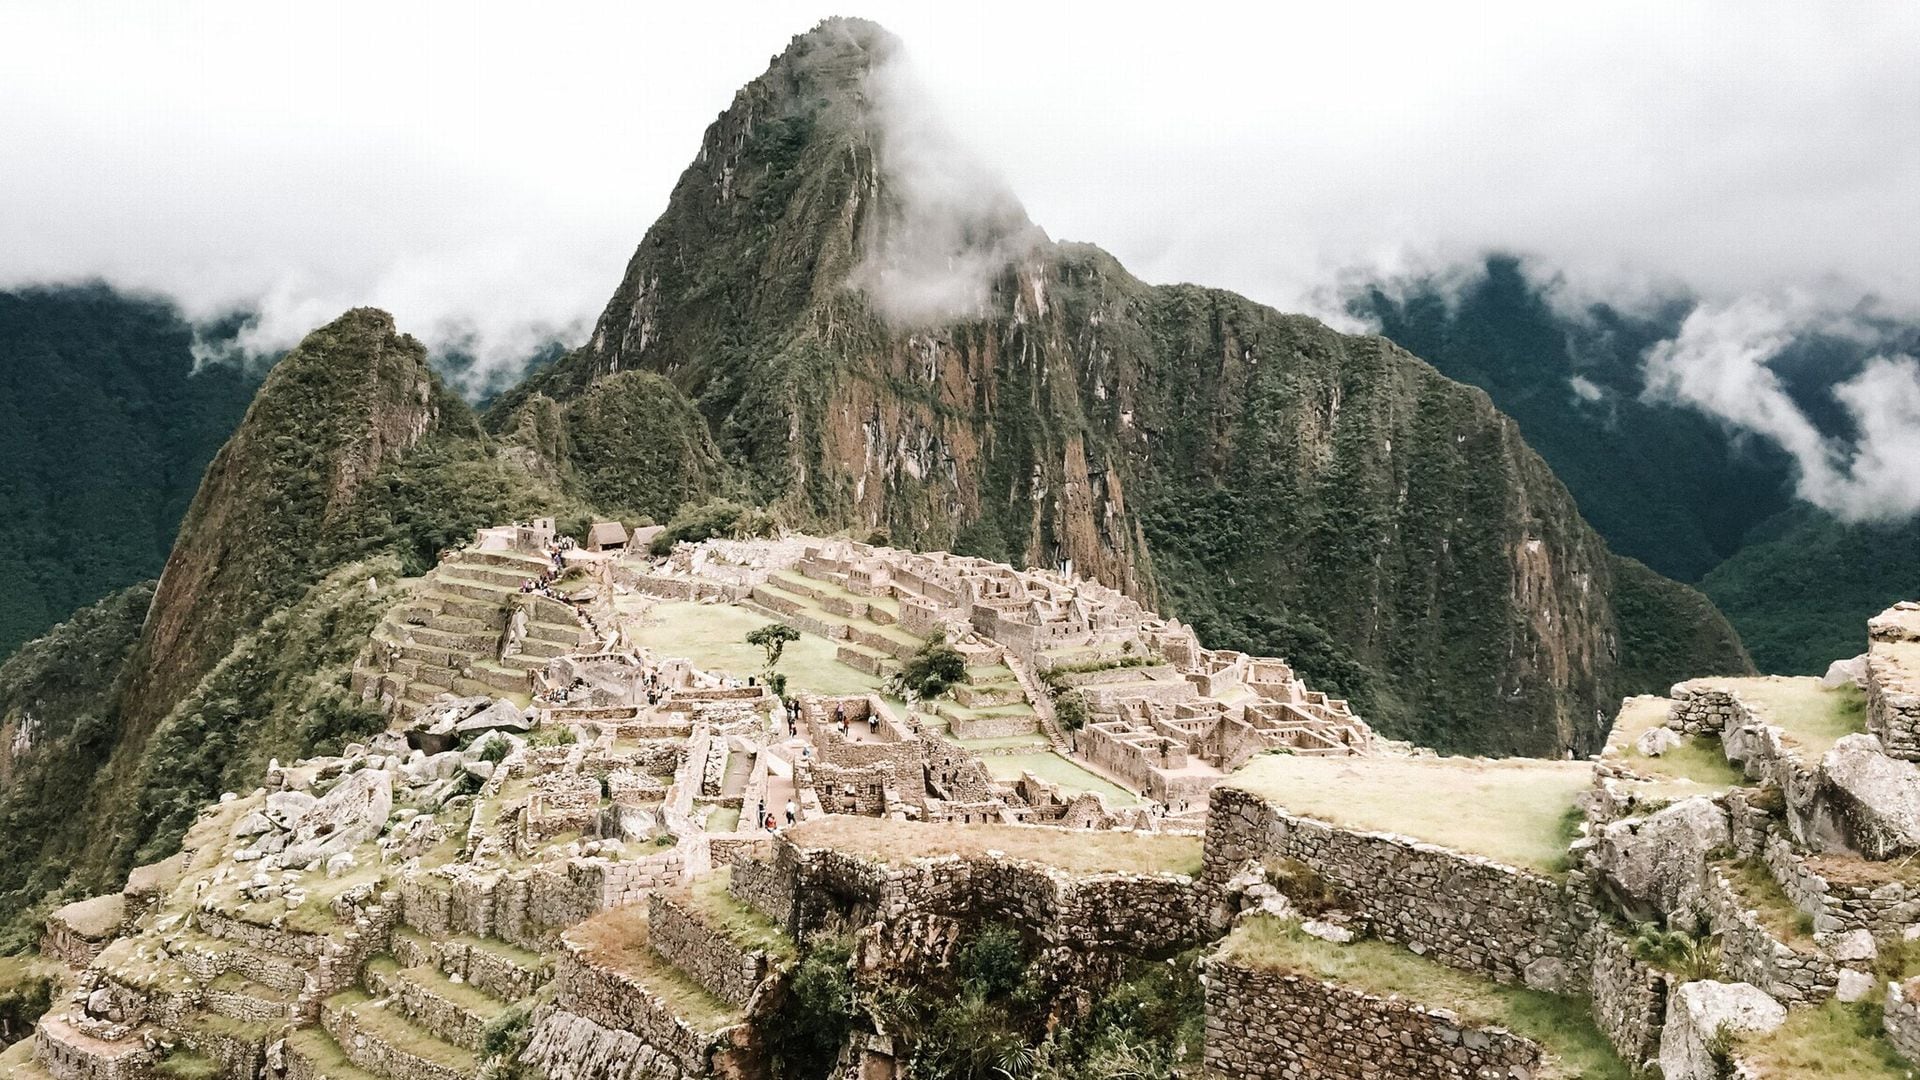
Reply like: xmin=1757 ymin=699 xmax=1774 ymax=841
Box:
xmin=1658 ymin=981 xmax=1785 ymax=1080
xmin=1591 ymin=797 xmax=1730 ymax=922
xmin=1815 ymin=734 xmax=1920 ymax=859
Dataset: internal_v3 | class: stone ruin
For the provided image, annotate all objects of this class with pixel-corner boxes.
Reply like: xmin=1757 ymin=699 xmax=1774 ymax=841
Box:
xmin=15 ymin=522 xmax=1920 ymax=1080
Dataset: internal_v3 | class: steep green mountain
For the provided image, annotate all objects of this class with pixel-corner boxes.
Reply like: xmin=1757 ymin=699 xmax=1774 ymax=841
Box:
xmin=0 ymin=18 xmax=1758 ymax=938
xmin=501 ymin=17 xmax=1748 ymax=756
xmin=1354 ymin=256 xmax=1920 ymax=673
xmin=0 ymin=309 xmax=598 ymax=931
xmin=0 ymin=285 xmax=261 ymax=659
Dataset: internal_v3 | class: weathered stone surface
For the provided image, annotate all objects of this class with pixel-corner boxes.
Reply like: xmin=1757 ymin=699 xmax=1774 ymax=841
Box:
xmin=1593 ymin=796 xmax=1729 ymax=921
xmin=457 ymin=698 xmax=531 ymax=734
xmin=1818 ymin=734 xmax=1920 ymax=859
xmin=1658 ymin=981 xmax=1784 ymax=1080
xmin=1886 ymin=976 xmax=1920 ymax=1065
xmin=1636 ymin=725 xmax=1683 ymax=757
xmin=1824 ymin=655 xmax=1869 ymax=690
xmin=279 ymin=768 xmax=392 ymax=867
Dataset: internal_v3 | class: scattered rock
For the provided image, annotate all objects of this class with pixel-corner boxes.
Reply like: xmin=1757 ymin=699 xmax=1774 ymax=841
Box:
xmin=457 ymin=698 xmax=533 ymax=735
xmin=1835 ymin=969 xmax=1876 ymax=1002
xmin=1299 ymin=919 xmax=1353 ymax=944
xmin=1823 ymin=654 xmax=1870 ymax=690
xmin=324 ymin=852 xmax=358 ymax=878
xmin=1659 ymin=981 xmax=1785 ymax=1080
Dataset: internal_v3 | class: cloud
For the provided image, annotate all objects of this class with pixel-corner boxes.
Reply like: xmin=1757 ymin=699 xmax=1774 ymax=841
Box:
xmin=848 ymin=55 xmax=1045 ymax=326
xmin=1 ymin=2 xmax=1917 ymax=391
xmin=1642 ymin=297 xmax=1920 ymax=521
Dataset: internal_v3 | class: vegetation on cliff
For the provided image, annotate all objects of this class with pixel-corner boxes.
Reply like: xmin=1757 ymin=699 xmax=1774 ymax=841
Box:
xmin=0 ymin=285 xmax=259 ymax=659
xmin=498 ymin=20 xmax=1747 ymax=755
xmin=1355 ymin=256 xmax=1920 ymax=674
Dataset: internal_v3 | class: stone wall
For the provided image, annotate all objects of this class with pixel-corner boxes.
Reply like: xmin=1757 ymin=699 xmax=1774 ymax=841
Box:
xmin=1703 ymin=865 xmax=1837 ymax=1006
xmin=1885 ymin=977 xmax=1920 ymax=1067
xmin=1763 ymin=836 xmax=1920 ymax=938
xmin=646 ymin=892 xmax=772 ymax=1008
xmin=1586 ymin=925 xmax=1669 ymax=1070
xmin=549 ymin=946 xmax=733 ymax=1076
xmin=749 ymin=838 xmax=1201 ymax=968
xmin=1669 ymin=684 xmax=1746 ymax=736
xmin=1201 ymin=957 xmax=1543 ymax=1080
xmin=1867 ymin=604 xmax=1920 ymax=761
xmin=1203 ymin=787 xmax=1595 ymax=990
xmin=807 ymin=762 xmax=895 ymax=817
xmin=35 ymin=1017 xmax=156 ymax=1080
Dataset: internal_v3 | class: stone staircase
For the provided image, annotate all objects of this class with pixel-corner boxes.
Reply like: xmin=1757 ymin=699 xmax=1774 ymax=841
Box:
xmin=361 ymin=548 xmax=596 ymax=713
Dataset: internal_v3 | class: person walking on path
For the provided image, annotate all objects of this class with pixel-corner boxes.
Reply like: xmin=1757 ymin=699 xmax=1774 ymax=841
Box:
xmin=785 ymin=799 xmax=797 ymax=826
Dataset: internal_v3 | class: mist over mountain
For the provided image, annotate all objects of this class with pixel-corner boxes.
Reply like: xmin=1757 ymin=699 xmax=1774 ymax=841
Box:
xmin=1352 ymin=255 xmax=1920 ymax=671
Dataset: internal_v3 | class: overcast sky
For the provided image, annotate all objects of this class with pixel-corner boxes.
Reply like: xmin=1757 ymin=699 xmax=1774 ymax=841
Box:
xmin=5 ymin=2 xmax=1920 ymax=440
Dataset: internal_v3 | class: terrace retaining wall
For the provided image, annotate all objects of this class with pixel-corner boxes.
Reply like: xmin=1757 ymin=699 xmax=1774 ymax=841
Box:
xmin=1201 ymin=957 xmax=1543 ymax=1079
xmin=645 ymin=892 xmax=773 ymax=1008
xmin=1586 ymin=925 xmax=1670 ymax=1070
xmin=1202 ymin=787 xmax=1597 ymax=990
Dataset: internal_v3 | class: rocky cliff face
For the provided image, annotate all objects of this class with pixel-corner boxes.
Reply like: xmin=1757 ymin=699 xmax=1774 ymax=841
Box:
xmin=115 ymin=308 xmax=440 ymax=740
xmin=506 ymin=18 xmax=1748 ymax=754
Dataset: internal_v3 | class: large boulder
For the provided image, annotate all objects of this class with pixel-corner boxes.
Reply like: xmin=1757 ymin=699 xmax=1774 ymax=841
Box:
xmin=279 ymin=769 xmax=392 ymax=867
xmin=1593 ymin=796 xmax=1730 ymax=922
xmin=1658 ymin=981 xmax=1784 ymax=1080
xmin=456 ymin=698 xmax=533 ymax=735
xmin=1822 ymin=654 xmax=1869 ymax=690
xmin=1817 ymin=734 xmax=1920 ymax=859
xmin=1636 ymin=726 xmax=1683 ymax=757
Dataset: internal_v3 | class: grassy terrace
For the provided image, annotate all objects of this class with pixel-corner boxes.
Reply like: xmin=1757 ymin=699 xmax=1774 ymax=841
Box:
xmin=1740 ymin=998 xmax=1911 ymax=1078
xmin=1691 ymin=675 xmax=1867 ymax=757
xmin=983 ymin=752 xmax=1144 ymax=807
xmin=785 ymin=815 xmax=1202 ymax=876
xmin=1718 ymin=858 xmax=1815 ymax=946
xmin=1607 ymin=696 xmax=1747 ymax=789
xmin=327 ymin=989 xmax=477 ymax=1072
xmin=684 ymin=869 xmax=794 ymax=959
xmin=1218 ymin=917 xmax=1629 ymax=1079
xmin=1226 ymin=754 xmax=1590 ymax=874
xmin=622 ymin=600 xmax=885 ymax=695
xmin=284 ymin=1028 xmax=382 ymax=1080
xmin=565 ymin=907 xmax=740 ymax=1031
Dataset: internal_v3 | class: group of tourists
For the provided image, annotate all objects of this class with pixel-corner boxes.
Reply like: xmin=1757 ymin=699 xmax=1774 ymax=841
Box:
xmin=747 ymin=798 xmax=800 ymax=832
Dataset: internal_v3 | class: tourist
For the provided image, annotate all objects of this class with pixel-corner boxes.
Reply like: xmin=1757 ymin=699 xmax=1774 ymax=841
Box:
xmin=867 ymin=712 xmax=878 ymax=735
xmin=764 ymin=811 xmax=777 ymax=831
xmin=784 ymin=799 xmax=797 ymax=825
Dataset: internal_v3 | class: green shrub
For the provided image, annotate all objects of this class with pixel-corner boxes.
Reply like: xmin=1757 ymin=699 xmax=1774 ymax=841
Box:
xmin=649 ymin=499 xmax=774 ymax=555
xmin=763 ymin=937 xmax=856 ymax=1078
xmin=898 ymin=634 xmax=967 ymax=699
xmin=1052 ymin=689 xmax=1089 ymax=732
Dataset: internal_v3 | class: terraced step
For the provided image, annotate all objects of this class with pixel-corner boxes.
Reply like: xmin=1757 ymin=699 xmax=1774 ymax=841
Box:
xmin=418 ymin=591 xmax=505 ymax=623
xmin=321 ymin=990 xmax=477 ymax=1080
xmin=514 ymin=636 xmax=574 ymax=660
xmin=391 ymin=929 xmax=550 ymax=1002
xmin=363 ymin=957 xmax=509 ymax=1050
xmin=952 ymin=681 xmax=1024 ymax=708
xmin=284 ymin=1026 xmax=385 ymax=1080
xmin=457 ymin=550 xmax=556 ymax=573
xmin=466 ymin=661 xmax=533 ymax=694
xmin=205 ymin=971 xmax=294 ymax=1024
xmin=392 ymin=625 xmax=493 ymax=653
xmin=524 ymin=620 xmax=589 ymax=646
xmin=441 ymin=563 xmax=537 ymax=589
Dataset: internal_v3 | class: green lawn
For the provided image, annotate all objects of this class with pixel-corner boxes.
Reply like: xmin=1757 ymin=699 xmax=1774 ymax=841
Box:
xmin=984 ymin=753 xmax=1143 ymax=806
xmin=1218 ymin=917 xmax=1629 ymax=1080
xmin=1608 ymin=696 xmax=1746 ymax=789
xmin=1227 ymin=754 xmax=1590 ymax=874
xmin=1691 ymin=676 xmax=1867 ymax=756
xmin=685 ymin=869 xmax=795 ymax=959
xmin=624 ymin=601 xmax=885 ymax=695
xmin=1739 ymin=998 xmax=1911 ymax=1078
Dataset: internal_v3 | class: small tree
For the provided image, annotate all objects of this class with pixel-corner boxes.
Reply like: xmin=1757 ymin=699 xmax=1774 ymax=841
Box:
xmin=747 ymin=623 xmax=800 ymax=697
xmin=899 ymin=632 xmax=967 ymax=699
xmin=747 ymin=622 xmax=800 ymax=669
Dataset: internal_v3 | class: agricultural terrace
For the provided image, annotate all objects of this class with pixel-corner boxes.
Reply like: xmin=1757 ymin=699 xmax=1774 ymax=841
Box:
xmin=1225 ymin=753 xmax=1590 ymax=874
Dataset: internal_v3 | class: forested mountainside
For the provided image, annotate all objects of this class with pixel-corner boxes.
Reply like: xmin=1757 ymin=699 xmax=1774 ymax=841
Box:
xmin=0 ymin=285 xmax=260 ymax=658
xmin=498 ymin=17 xmax=1746 ymax=755
xmin=1355 ymin=256 xmax=1920 ymax=673
xmin=0 ymin=17 xmax=1754 ymax=938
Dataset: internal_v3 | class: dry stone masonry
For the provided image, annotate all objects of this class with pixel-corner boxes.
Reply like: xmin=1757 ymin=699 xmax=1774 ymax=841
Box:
xmin=11 ymin=524 xmax=1920 ymax=1079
